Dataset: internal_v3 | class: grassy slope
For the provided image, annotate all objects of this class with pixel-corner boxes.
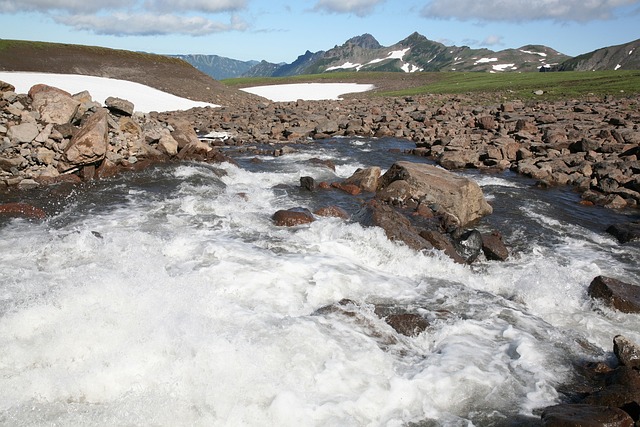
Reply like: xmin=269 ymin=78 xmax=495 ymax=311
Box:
xmin=223 ymin=70 xmax=640 ymax=101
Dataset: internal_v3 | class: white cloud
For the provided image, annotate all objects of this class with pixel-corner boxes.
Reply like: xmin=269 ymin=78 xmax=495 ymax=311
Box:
xmin=421 ymin=0 xmax=639 ymax=22
xmin=0 ymin=0 xmax=130 ymax=13
xmin=145 ymin=0 xmax=247 ymax=14
xmin=313 ymin=0 xmax=386 ymax=17
xmin=55 ymin=13 xmax=247 ymax=36
xmin=482 ymin=35 xmax=504 ymax=46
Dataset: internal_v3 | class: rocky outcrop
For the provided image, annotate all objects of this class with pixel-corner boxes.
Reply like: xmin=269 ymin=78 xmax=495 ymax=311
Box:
xmin=0 ymin=80 xmax=231 ymax=188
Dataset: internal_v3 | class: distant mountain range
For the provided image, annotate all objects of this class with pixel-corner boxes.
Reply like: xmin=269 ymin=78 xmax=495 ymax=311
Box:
xmin=172 ymin=32 xmax=640 ymax=80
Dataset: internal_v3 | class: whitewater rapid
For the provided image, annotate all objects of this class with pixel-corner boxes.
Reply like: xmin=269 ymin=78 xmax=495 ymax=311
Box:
xmin=1 ymin=138 xmax=638 ymax=426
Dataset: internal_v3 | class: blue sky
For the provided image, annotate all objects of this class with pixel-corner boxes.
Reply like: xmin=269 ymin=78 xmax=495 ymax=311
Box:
xmin=1 ymin=0 xmax=639 ymax=64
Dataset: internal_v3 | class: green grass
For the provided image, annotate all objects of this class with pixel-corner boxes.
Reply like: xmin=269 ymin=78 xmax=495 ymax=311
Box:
xmin=222 ymin=70 xmax=640 ymax=100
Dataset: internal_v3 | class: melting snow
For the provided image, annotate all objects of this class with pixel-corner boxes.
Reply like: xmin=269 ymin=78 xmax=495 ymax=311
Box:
xmin=630 ymin=49 xmax=635 ymax=55
xmin=520 ymin=49 xmax=548 ymax=57
xmin=325 ymin=62 xmax=363 ymax=71
xmin=615 ymin=64 xmax=622 ymax=71
xmin=474 ymin=58 xmax=498 ymax=65
xmin=492 ymin=64 xmax=516 ymax=72
xmin=241 ymin=83 xmax=374 ymax=102
xmin=326 ymin=48 xmax=417 ymax=73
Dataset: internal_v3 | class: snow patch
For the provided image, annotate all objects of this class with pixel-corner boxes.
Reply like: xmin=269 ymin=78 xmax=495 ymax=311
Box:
xmin=325 ymin=62 xmax=363 ymax=71
xmin=520 ymin=50 xmax=547 ymax=57
xmin=492 ymin=64 xmax=516 ymax=72
xmin=241 ymin=83 xmax=374 ymax=102
xmin=475 ymin=57 xmax=498 ymax=65
xmin=615 ymin=64 xmax=622 ymax=71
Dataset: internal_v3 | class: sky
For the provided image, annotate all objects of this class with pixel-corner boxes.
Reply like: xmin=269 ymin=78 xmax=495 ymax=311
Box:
xmin=0 ymin=0 xmax=639 ymax=64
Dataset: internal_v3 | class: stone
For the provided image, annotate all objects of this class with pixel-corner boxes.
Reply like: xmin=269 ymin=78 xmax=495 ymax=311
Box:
xmin=343 ymin=166 xmax=381 ymax=192
xmin=377 ymin=162 xmax=493 ymax=227
xmin=157 ymin=134 xmax=179 ymax=156
xmin=313 ymin=205 xmax=349 ymax=219
xmin=418 ymin=229 xmax=465 ymax=263
xmin=300 ymin=176 xmax=316 ymax=191
xmin=481 ymin=231 xmax=509 ymax=261
xmin=607 ymin=222 xmax=640 ymax=243
xmin=7 ymin=122 xmax=39 ymax=143
xmin=62 ymin=108 xmax=109 ymax=168
xmin=105 ymin=96 xmax=134 ymax=116
xmin=452 ymin=229 xmax=483 ymax=263
xmin=383 ymin=313 xmax=429 ymax=337
xmin=588 ymin=276 xmax=640 ymax=313
xmin=0 ymin=202 xmax=46 ymax=219
xmin=613 ymin=335 xmax=640 ymax=368
xmin=541 ymin=404 xmax=633 ymax=427
xmin=35 ymin=147 xmax=56 ymax=165
xmin=29 ymin=84 xmax=81 ymax=125
xmin=476 ymin=116 xmax=496 ymax=130
xmin=439 ymin=150 xmax=480 ymax=170
xmin=272 ymin=207 xmax=315 ymax=227
xmin=331 ymin=182 xmax=361 ymax=195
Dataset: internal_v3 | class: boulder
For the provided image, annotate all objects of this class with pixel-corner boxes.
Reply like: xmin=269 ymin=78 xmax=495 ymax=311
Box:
xmin=272 ymin=207 xmax=315 ymax=227
xmin=300 ymin=176 xmax=316 ymax=191
xmin=613 ymin=335 xmax=640 ymax=368
xmin=607 ymin=222 xmax=640 ymax=243
xmin=452 ymin=229 xmax=483 ymax=263
xmin=62 ymin=108 xmax=109 ymax=168
xmin=588 ymin=276 xmax=640 ymax=313
xmin=481 ymin=231 xmax=509 ymax=261
xmin=29 ymin=84 xmax=81 ymax=125
xmin=354 ymin=200 xmax=433 ymax=251
xmin=105 ymin=96 xmax=134 ymax=116
xmin=343 ymin=166 xmax=381 ymax=192
xmin=7 ymin=122 xmax=39 ymax=143
xmin=383 ymin=313 xmax=429 ymax=337
xmin=541 ymin=404 xmax=633 ymax=427
xmin=377 ymin=161 xmax=492 ymax=227
xmin=313 ymin=205 xmax=349 ymax=219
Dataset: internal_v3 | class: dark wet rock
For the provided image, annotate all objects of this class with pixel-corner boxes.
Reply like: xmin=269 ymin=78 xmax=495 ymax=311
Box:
xmin=541 ymin=403 xmax=633 ymax=427
xmin=588 ymin=276 xmax=640 ymax=313
xmin=300 ymin=176 xmax=316 ymax=191
xmin=581 ymin=385 xmax=640 ymax=421
xmin=354 ymin=200 xmax=433 ymax=251
xmin=481 ymin=231 xmax=509 ymax=261
xmin=419 ymin=229 xmax=465 ymax=263
xmin=606 ymin=221 xmax=640 ymax=243
xmin=614 ymin=335 xmax=640 ymax=369
xmin=383 ymin=313 xmax=429 ymax=337
xmin=452 ymin=229 xmax=483 ymax=264
xmin=272 ymin=207 xmax=315 ymax=227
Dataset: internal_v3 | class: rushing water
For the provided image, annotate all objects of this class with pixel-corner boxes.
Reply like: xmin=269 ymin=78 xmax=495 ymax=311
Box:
xmin=1 ymin=137 xmax=639 ymax=426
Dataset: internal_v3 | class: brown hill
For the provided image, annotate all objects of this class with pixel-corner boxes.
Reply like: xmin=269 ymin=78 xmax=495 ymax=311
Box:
xmin=0 ymin=39 xmax=261 ymax=106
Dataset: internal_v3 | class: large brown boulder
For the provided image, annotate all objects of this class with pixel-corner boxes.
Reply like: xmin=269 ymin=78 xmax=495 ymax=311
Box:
xmin=272 ymin=207 xmax=315 ymax=227
xmin=29 ymin=84 xmax=81 ymax=125
xmin=377 ymin=161 xmax=492 ymax=227
xmin=62 ymin=108 xmax=109 ymax=169
xmin=588 ymin=276 xmax=640 ymax=313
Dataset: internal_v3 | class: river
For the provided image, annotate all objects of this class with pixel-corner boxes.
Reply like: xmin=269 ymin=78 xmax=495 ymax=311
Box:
xmin=1 ymin=137 xmax=639 ymax=426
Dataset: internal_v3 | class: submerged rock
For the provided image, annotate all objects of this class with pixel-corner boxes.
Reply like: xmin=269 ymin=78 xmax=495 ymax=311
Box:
xmin=272 ymin=207 xmax=315 ymax=227
xmin=541 ymin=404 xmax=633 ymax=426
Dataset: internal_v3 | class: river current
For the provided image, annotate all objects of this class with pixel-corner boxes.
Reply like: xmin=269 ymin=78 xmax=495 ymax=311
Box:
xmin=1 ymin=137 xmax=639 ymax=426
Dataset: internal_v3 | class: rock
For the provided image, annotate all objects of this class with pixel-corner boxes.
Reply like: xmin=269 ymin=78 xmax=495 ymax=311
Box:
xmin=588 ymin=276 xmax=640 ymax=313
xmin=439 ymin=149 xmax=480 ymax=170
xmin=452 ymin=229 xmax=483 ymax=263
xmin=0 ymin=202 xmax=46 ymax=219
xmin=343 ymin=166 xmax=381 ymax=192
xmin=105 ymin=96 xmax=134 ymax=116
xmin=607 ymin=222 xmax=640 ymax=243
xmin=0 ymin=80 xmax=15 ymax=92
xmin=313 ymin=205 xmax=349 ymax=219
xmin=419 ymin=229 xmax=465 ymax=263
xmin=481 ymin=231 xmax=509 ymax=261
xmin=62 ymin=108 xmax=109 ymax=169
xmin=476 ymin=116 xmax=496 ymax=130
xmin=300 ymin=176 xmax=316 ymax=191
xmin=29 ymin=84 xmax=81 ymax=125
xmin=383 ymin=313 xmax=429 ymax=337
xmin=272 ymin=207 xmax=315 ymax=227
xmin=354 ymin=200 xmax=433 ymax=251
xmin=541 ymin=404 xmax=633 ymax=427
xmin=581 ymin=385 xmax=640 ymax=419
xmin=157 ymin=133 xmax=179 ymax=156
xmin=613 ymin=335 xmax=640 ymax=368
xmin=7 ymin=122 xmax=39 ymax=143
xmin=167 ymin=118 xmax=200 ymax=149
xmin=377 ymin=161 xmax=493 ymax=227
xmin=35 ymin=147 xmax=56 ymax=165
xmin=331 ymin=182 xmax=361 ymax=195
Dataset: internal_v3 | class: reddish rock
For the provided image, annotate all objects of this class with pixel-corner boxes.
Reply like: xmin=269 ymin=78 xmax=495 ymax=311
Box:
xmin=588 ymin=276 xmax=640 ymax=313
xmin=62 ymin=108 xmax=109 ymax=169
xmin=0 ymin=202 xmax=46 ymax=219
xmin=313 ymin=205 xmax=349 ymax=219
xmin=343 ymin=166 xmax=381 ymax=192
xmin=272 ymin=207 xmax=315 ymax=227
xmin=331 ymin=182 xmax=361 ymax=195
xmin=481 ymin=231 xmax=509 ymax=261
xmin=384 ymin=313 xmax=429 ymax=337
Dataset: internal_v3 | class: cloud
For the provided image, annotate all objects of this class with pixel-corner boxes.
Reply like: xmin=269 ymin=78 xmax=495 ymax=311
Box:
xmin=55 ymin=13 xmax=248 ymax=36
xmin=0 ymin=0 xmax=130 ymax=13
xmin=313 ymin=0 xmax=386 ymax=17
xmin=481 ymin=34 xmax=503 ymax=46
xmin=421 ymin=0 xmax=639 ymax=22
xmin=145 ymin=0 xmax=247 ymax=14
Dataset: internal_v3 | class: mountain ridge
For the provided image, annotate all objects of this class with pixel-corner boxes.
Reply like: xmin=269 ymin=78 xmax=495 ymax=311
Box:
xmin=174 ymin=32 xmax=639 ymax=79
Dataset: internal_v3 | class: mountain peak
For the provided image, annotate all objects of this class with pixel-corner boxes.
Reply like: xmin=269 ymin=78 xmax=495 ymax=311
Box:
xmin=345 ymin=34 xmax=382 ymax=50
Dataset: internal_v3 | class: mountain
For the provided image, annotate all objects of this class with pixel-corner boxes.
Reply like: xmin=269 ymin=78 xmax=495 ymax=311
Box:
xmin=170 ymin=54 xmax=259 ymax=80
xmin=238 ymin=32 xmax=569 ymax=77
xmin=557 ymin=38 xmax=640 ymax=71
